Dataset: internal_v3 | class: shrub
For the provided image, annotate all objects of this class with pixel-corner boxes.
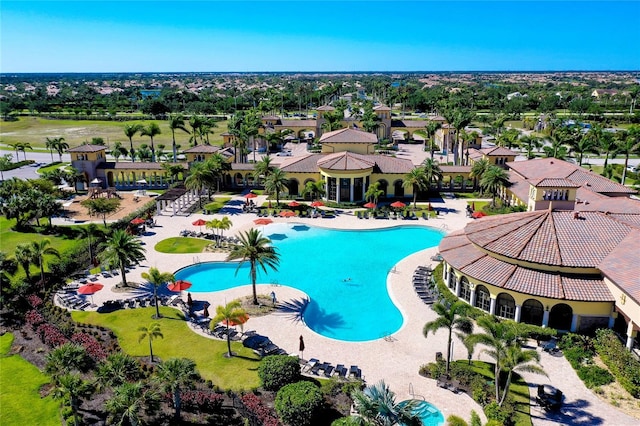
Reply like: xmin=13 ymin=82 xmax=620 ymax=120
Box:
xmin=240 ymin=393 xmax=279 ymax=426
xmin=258 ymin=355 xmax=301 ymax=391
xmin=180 ymin=390 xmax=223 ymax=413
xmin=275 ymin=381 xmax=324 ymax=426
xmin=25 ymin=310 xmax=45 ymax=329
xmin=331 ymin=417 xmax=361 ymax=426
xmin=594 ymin=329 xmax=640 ymax=397
xmin=470 ymin=410 xmax=481 ymax=426
xmin=36 ymin=323 xmax=69 ymax=347
xmin=577 ymin=365 xmax=614 ymax=388
xmin=27 ymin=294 xmax=43 ymax=308
xmin=446 ymin=415 xmax=469 ymax=426
xmin=71 ymin=332 xmax=107 ymax=360
xmin=420 ymin=360 xmax=445 ymax=379
xmin=484 ymin=401 xmax=516 ymax=426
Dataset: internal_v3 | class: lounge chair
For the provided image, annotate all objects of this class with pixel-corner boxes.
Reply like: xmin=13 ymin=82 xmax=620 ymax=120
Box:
xmin=310 ymin=362 xmax=323 ymax=375
xmin=436 ymin=375 xmax=449 ymax=388
xmin=349 ymin=365 xmax=362 ymax=379
xmin=447 ymin=380 xmax=461 ymax=393
xmin=323 ymin=364 xmax=335 ymax=377
xmin=334 ymin=364 xmax=347 ymax=378
xmin=303 ymin=358 xmax=319 ymax=372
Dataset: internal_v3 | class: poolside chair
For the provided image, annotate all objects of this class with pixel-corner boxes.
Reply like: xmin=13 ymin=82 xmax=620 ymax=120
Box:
xmin=303 ymin=358 xmax=319 ymax=372
xmin=323 ymin=364 xmax=335 ymax=377
xmin=447 ymin=379 xmax=461 ymax=393
xmin=436 ymin=375 xmax=449 ymax=388
xmin=334 ymin=364 xmax=347 ymax=379
xmin=310 ymin=362 xmax=324 ymax=375
xmin=349 ymin=365 xmax=361 ymax=379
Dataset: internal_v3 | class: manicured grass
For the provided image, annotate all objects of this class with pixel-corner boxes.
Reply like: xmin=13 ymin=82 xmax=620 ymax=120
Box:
xmin=0 ymin=333 xmax=60 ymax=426
xmin=154 ymin=237 xmax=211 ymax=253
xmin=72 ymin=307 xmax=261 ymax=390
xmin=37 ymin=161 xmax=69 ymax=174
xmin=204 ymin=197 xmax=232 ymax=213
xmin=458 ymin=360 xmax=531 ymax=426
xmin=0 ymin=117 xmax=228 ymax=150
xmin=468 ymin=201 xmax=490 ymax=212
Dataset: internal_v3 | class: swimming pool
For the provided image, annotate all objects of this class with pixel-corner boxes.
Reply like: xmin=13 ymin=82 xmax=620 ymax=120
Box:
xmin=175 ymin=223 xmax=443 ymax=341
xmin=399 ymin=400 xmax=444 ymax=426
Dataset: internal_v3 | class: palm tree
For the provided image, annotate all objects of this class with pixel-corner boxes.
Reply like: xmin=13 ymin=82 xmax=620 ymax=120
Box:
xmin=264 ymin=167 xmax=289 ymax=207
xmin=138 ymin=322 xmax=163 ymax=363
xmin=254 ymin=155 xmax=275 ymax=184
xmin=188 ymin=115 xmax=206 ymax=145
xmin=365 ymin=181 xmax=384 ymax=204
xmin=480 ymin=166 xmax=510 ymax=208
xmin=51 ymin=137 xmax=69 ymax=162
xmin=423 ymin=120 xmax=442 ymax=159
xmin=106 ymin=382 xmax=159 ymax=426
xmin=226 ymin=228 xmax=280 ymax=305
xmin=96 ymin=352 xmax=142 ymax=389
xmin=470 ymin=158 xmax=489 ymax=191
xmin=45 ymin=343 xmax=88 ymax=379
xmin=139 ymin=122 xmax=161 ymax=162
xmin=99 ymin=230 xmax=146 ymax=287
xmin=123 ymin=123 xmax=142 ymax=162
xmin=423 ymin=301 xmax=473 ymax=374
xmin=17 ymin=142 xmax=33 ymax=161
xmin=597 ymin=131 xmax=617 ymax=169
xmin=76 ymin=223 xmax=106 ymax=267
xmin=45 ymin=137 xmax=58 ymax=162
xmin=30 ymin=239 xmax=60 ymax=284
xmin=519 ymin=135 xmax=542 ymax=159
xmin=300 ymin=180 xmax=325 ymax=201
xmin=402 ymin=168 xmax=427 ymax=209
xmin=613 ymin=125 xmax=640 ymax=185
xmin=52 ymin=373 xmax=94 ymax=426
xmin=168 ymin=114 xmax=189 ymax=161
xmin=422 ymin=158 xmax=443 ymax=192
xmin=497 ymin=345 xmax=545 ymax=406
xmin=141 ymin=267 xmax=175 ymax=319
xmin=204 ymin=153 xmax=232 ymax=193
xmin=154 ymin=358 xmax=200 ymax=421
xmin=211 ymin=300 xmax=247 ymax=357
xmin=14 ymin=243 xmax=35 ymax=282
xmin=351 ymin=380 xmax=421 ymax=426
xmin=184 ymin=162 xmax=215 ymax=208
xmin=162 ymin=163 xmax=185 ymax=184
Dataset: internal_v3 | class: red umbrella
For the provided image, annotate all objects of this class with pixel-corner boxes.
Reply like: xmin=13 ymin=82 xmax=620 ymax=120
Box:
xmin=472 ymin=211 xmax=487 ymax=219
xmin=288 ymin=201 xmax=300 ymax=207
xmin=363 ymin=202 xmax=377 ymax=209
xmin=310 ymin=201 xmax=324 ymax=207
xmin=168 ymin=280 xmax=192 ymax=292
xmin=279 ymin=211 xmax=296 ymax=217
xmin=78 ymin=282 xmax=104 ymax=305
xmin=192 ymin=218 xmax=207 ymax=232
xmin=390 ymin=201 xmax=406 ymax=208
xmin=222 ymin=313 xmax=249 ymax=327
xmin=244 ymin=192 xmax=257 ymax=199
xmin=254 ymin=218 xmax=273 ymax=226
xmin=130 ymin=218 xmax=145 ymax=225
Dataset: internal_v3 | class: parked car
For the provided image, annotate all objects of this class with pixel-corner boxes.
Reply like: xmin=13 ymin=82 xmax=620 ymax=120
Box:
xmin=276 ymin=150 xmax=292 ymax=157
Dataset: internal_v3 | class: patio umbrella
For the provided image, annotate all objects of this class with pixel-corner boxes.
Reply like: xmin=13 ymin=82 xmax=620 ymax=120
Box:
xmin=78 ymin=282 xmax=104 ymax=305
xmin=130 ymin=218 xmax=145 ymax=225
xmin=471 ymin=211 xmax=487 ymax=219
xmin=299 ymin=335 xmax=305 ymax=359
xmin=279 ymin=211 xmax=296 ymax=217
xmin=310 ymin=201 xmax=324 ymax=207
xmin=244 ymin=192 xmax=257 ymax=199
xmin=168 ymin=280 xmax=192 ymax=293
xmin=471 ymin=202 xmax=476 ymax=211
xmin=136 ymin=179 xmax=148 ymax=185
xmin=390 ymin=201 xmax=406 ymax=209
xmin=222 ymin=313 xmax=249 ymax=327
xmin=192 ymin=218 xmax=207 ymax=232
xmin=254 ymin=218 xmax=273 ymax=226
xmin=203 ymin=304 xmax=209 ymax=318
xmin=363 ymin=202 xmax=376 ymax=209
xmin=288 ymin=201 xmax=300 ymax=207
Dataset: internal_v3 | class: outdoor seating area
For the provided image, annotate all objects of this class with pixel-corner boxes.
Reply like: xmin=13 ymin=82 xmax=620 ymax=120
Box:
xmin=536 ymin=384 xmax=563 ymax=412
xmin=436 ymin=375 xmax=463 ymax=394
xmin=301 ymin=358 xmax=363 ymax=380
xmin=241 ymin=333 xmax=287 ymax=357
xmin=413 ymin=266 xmax=436 ymax=304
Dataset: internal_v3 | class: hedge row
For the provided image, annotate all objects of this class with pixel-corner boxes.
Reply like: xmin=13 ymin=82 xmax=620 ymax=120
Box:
xmin=594 ymin=329 xmax=640 ymax=397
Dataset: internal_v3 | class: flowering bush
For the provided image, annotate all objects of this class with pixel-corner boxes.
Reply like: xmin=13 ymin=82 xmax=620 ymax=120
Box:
xmin=25 ymin=310 xmax=45 ymax=329
xmin=71 ymin=332 xmax=107 ymax=360
xmin=27 ymin=294 xmax=43 ymax=308
xmin=180 ymin=391 xmax=223 ymax=413
xmin=240 ymin=393 xmax=280 ymax=426
xmin=36 ymin=323 xmax=69 ymax=347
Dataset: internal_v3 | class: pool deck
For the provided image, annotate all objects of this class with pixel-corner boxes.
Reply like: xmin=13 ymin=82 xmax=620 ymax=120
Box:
xmin=59 ymin=193 xmax=639 ymax=425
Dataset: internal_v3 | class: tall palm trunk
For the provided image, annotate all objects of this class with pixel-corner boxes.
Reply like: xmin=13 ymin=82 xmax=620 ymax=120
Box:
xmin=250 ymin=265 xmax=258 ymax=305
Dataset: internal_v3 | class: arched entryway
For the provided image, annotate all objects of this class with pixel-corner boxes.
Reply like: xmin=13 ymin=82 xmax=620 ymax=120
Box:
xmin=393 ymin=180 xmax=404 ymax=197
xmin=474 ymin=285 xmax=491 ymax=312
xmin=234 ymin=173 xmax=244 ymax=186
xmin=496 ymin=293 xmax=516 ymax=319
xmin=521 ymin=299 xmax=544 ymax=326
xmin=549 ymin=303 xmax=573 ymax=330
xmin=106 ymin=171 xmax=114 ymax=187
xmin=377 ymin=180 xmax=389 ymax=198
xmin=288 ymin=179 xmax=299 ymax=196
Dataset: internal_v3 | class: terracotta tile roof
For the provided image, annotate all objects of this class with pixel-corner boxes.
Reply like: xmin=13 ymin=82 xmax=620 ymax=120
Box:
xmin=530 ymin=178 xmax=581 ymax=188
xmin=279 ymin=155 xmax=323 ymax=173
xmin=567 ymin=168 xmax=635 ymax=194
xmin=608 ymin=213 xmax=640 ymax=227
xmin=319 ymin=128 xmax=378 ymax=144
xmin=279 ymin=119 xmax=317 ymax=127
xmin=317 ymin=105 xmax=335 ymax=111
xmin=230 ymin=163 xmax=255 ymax=170
xmin=575 ymin=190 xmax=640 ymax=214
xmin=480 ymin=146 xmax=519 ymax=157
xmin=440 ymin=165 xmax=472 ymax=174
xmin=437 ymin=231 xmax=469 ymax=252
xmin=505 ymin=267 xmax=564 ymax=299
xmin=318 ymin=152 xmax=375 ymax=171
xmin=98 ymin=162 xmax=186 ymax=170
xmin=507 ymin=174 xmax=531 ymax=202
xmin=561 ymin=275 xmax=614 ymax=302
xmin=68 ymin=144 xmax=105 ymax=153
xmin=390 ymin=120 xmax=430 ymax=128
xmin=599 ymin=230 xmax=640 ymax=304
xmin=461 ymin=255 xmax=516 ymax=288
xmin=373 ymin=105 xmax=391 ymax=111
xmin=182 ymin=145 xmax=222 ymax=153
xmin=369 ymin=155 xmax=415 ymax=174
xmin=439 ymin=241 xmax=486 ymax=271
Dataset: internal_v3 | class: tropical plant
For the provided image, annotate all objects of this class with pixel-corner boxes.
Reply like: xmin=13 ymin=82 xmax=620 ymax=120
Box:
xmin=613 ymin=125 xmax=640 ymax=185
xmin=258 ymin=355 xmax=301 ymax=391
xmin=469 ymin=158 xmax=489 ymax=191
xmin=351 ymin=380 xmax=421 ymax=426
xmin=45 ymin=137 xmax=60 ymax=162
xmin=30 ymin=238 xmax=60 ymax=284
xmin=141 ymin=267 xmax=176 ymax=319
xmin=264 ymin=167 xmax=289 ymax=207
xmin=204 ymin=153 xmax=232 ymax=192
xmin=45 ymin=343 xmax=88 ymax=378
xmin=96 ymin=352 xmax=142 ymax=389
xmin=162 ymin=163 xmax=185 ymax=184
xmin=185 ymin=162 xmax=215 ymax=208
xmin=52 ymin=373 xmax=94 ymax=426
xmin=403 ymin=168 xmax=427 ymax=209
xmin=154 ymin=358 xmax=200 ymax=421
xmin=423 ymin=301 xmax=473 ymax=374
xmin=480 ymin=166 xmax=509 ymax=207
xmin=81 ymin=197 xmax=121 ymax=226
xmin=519 ymin=135 xmax=542 ymax=159
xmin=275 ymin=381 xmax=324 ymax=426
xmin=123 ymin=123 xmax=142 ymax=162
xmin=226 ymin=228 xmax=280 ymax=305
xmin=138 ymin=322 xmax=163 ymax=363
xmin=14 ymin=243 xmax=35 ymax=282
xmin=422 ymin=158 xmax=443 ymax=191
xmin=106 ymin=381 xmax=159 ymax=426
xmin=365 ymin=181 xmax=384 ymax=204
xmin=423 ymin=120 xmax=442 ymax=158
xmin=76 ymin=223 xmax=107 ymax=267
xmin=139 ymin=122 xmax=161 ymax=162
xmin=99 ymin=229 xmax=146 ymax=287
xmin=0 ymin=154 xmax=12 ymax=180
xmin=168 ymin=113 xmax=189 ymax=161
xmin=300 ymin=180 xmax=325 ymax=201
xmin=50 ymin=137 xmax=69 ymax=162
xmin=211 ymin=300 xmax=247 ymax=357
xmin=254 ymin=155 xmax=275 ymax=184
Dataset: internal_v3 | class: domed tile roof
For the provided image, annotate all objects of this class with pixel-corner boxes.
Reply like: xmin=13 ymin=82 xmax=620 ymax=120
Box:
xmin=317 ymin=152 xmax=375 ymax=171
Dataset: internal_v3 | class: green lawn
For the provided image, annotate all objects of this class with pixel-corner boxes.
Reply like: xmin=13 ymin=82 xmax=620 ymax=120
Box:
xmin=0 ymin=333 xmax=60 ymax=426
xmin=72 ymin=307 xmax=261 ymax=390
xmin=154 ymin=237 xmax=211 ymax=253
xmin=37 ymin=161 xmax=70 ymax=174
xmin=204 ymin=197 xmax=232 ymax=214
xmin=0 ymin=117 xmax=228 ymax=150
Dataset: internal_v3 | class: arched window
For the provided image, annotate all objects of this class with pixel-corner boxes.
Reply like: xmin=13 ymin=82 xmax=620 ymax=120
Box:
xmin=521 ymin=299 xmax=544 ymax=326
xmin=460 ymin=277 xmax=471 ymax=302
xmin=549 ymin=303 xmax=573 ymax=330
xmin=496 ymin=293 xmax=516 ymax=319
xmin=475 ymin=285 xmax=491 ymax=312
xmin=288 ymin=179 xmax=299 ymax=196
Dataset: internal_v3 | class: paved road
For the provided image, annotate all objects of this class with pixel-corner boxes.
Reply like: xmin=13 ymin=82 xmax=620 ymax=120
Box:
xmin=0 ymin=150 xmax=71 ymax=181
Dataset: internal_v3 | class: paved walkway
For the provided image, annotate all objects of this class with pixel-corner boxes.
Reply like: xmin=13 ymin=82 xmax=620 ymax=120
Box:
xmin=54 ymin=194 xmax=638 ymax=425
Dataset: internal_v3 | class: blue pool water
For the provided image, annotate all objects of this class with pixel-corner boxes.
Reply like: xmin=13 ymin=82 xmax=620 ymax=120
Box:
xmin=175 ymin=223 xmax=443 ymax=341
xmin=399 ymin=400 xmax=445 ymax=426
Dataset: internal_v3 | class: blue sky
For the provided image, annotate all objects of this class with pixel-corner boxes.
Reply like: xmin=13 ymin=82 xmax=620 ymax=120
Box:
xmin=1 ymin=1 xmax=639 ymax=72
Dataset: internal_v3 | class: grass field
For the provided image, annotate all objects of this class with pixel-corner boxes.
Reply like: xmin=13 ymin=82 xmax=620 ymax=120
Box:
xmin=0 ymin=333 xmax=60 ymax=426
xmin=154 ymin=237 xmax=211 ymax=253
xmin=72 ymin=307 xmax=262 ymax=390
xmin=204 ymin=196 xmax=232 ymax=213
xmin=0 ymin=117 xmax=228 ymax=151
